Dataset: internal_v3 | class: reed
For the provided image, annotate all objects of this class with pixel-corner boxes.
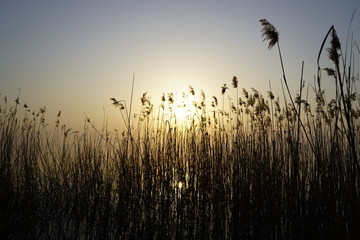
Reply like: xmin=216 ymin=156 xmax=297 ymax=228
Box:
xmin=0 ymin=20 xmax=359 ymax=239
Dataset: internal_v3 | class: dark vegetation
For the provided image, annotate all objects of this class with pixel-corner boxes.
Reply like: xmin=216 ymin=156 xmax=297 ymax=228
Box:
xmin=0 ymin=19 xmax=360 ymax=239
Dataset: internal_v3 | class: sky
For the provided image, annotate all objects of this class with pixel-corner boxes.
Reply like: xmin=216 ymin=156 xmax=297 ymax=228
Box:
xmin=1 ymin=0 xmax=359 ymax=131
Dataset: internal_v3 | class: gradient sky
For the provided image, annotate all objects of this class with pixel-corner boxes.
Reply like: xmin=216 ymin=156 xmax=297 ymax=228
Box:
xmin=1 ymin=0 xmax=359 ymax=131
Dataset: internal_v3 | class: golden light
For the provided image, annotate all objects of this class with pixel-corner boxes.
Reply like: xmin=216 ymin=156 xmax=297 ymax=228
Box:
xmin=161 ymin=90 xmax=200 ymax=128
xmin=172 ymin=104 xmax=190 ymax=123
xmin=177 ymin=181 xmax=183 ymax=190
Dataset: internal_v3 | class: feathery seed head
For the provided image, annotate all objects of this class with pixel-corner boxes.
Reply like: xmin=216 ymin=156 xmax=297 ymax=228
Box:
xmin=252 ymin=88 xmax=259 ymax=98
xmin=242 ymin=88 xmax=249 ymax=99
xmin=167 ymin=93 xmax=174 ymax=104
xmin=260 ymin=19 xmax=279 ymax=50
xmin=141 ymin=92 xmax=150 ymax=105
xmin=323 ymin=67 xmax=335 ymax=77
xmin=110 ymin=98 xmax=125 ymax=109
xmin=327 ymin=28 xmax=341 ymax=64
xmin=201 ymin=90 xmax=205 ymax=100
xmin=212 ymin=96 xmax=218 ymax=107
xmin=189 ymin=85 xmax=195 ymax=95
xmin=232 ymin=76 xmax=238 ymax=88
xmin=221 ymin=84 xmax=228 ymax=95
xmin=267 ymin=90 xmax=274 ymax=100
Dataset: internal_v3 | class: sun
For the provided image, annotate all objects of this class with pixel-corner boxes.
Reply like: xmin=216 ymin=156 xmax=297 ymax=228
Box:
xmin=177 ymin=181 xmax=183 ymax=190
xmin=161 ymin=89 xmax=202 ymax=128
xmin=173 ymin=104 xmax=190 ymax=123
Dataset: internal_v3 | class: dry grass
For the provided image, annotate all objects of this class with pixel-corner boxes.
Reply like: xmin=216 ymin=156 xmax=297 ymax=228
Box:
xmin=0 ymin=21 xmax=360 ymax=239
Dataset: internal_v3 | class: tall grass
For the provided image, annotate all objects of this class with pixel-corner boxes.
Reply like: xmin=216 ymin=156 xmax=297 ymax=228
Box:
xmin=0 ymin=21 xmax=360 ymax=239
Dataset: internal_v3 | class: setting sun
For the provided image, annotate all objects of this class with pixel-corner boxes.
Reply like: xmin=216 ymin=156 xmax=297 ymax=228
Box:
xmin=1 ymin=1 xmax=359 ymax=239
xmin=173 ymin=105 xmax=189 ymax=123
xmin=159 ymin=89 xmax=205 ymax=128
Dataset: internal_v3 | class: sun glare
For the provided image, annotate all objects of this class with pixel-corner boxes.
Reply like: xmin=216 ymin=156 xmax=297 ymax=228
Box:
xmin=177 ymin=181 xmax=183 ymax=190
xmin=173 ymin=104 xmax=190 ymax=123
xmin=163 ymin=90 xmax=200 ymax=127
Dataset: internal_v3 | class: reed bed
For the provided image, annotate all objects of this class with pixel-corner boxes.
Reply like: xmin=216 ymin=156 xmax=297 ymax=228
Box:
xmin=0 ymin=20 xmax=360 ymax=239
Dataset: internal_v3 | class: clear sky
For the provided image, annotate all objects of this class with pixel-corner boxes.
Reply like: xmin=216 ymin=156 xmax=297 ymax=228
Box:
xmin=1 ymin=0 xmax=359 ymax=131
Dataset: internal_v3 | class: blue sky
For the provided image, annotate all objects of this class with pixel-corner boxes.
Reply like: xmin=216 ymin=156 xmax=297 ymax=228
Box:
xmin=1 ymin=0 xmax=359 ymax=130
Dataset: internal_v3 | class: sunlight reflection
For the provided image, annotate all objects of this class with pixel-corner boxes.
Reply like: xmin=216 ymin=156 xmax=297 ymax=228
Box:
xmin=177 ymin=181 xmax=183 ymax=190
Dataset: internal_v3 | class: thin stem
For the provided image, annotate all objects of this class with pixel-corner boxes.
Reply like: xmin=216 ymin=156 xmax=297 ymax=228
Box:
xmin=277 ymin=42 xmax=316 ymax=157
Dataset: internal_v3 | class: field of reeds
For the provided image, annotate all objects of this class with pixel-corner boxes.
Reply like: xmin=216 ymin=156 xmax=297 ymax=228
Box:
xmin=1 ymin=20 xmax=360 ymax=239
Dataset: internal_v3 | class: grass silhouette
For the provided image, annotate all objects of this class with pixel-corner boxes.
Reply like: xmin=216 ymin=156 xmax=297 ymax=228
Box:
xmin=0 ymin=20 xmax=359 ymax=239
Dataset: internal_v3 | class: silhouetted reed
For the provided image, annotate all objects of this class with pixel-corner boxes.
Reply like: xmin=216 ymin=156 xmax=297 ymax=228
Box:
xmin=0 ymin=20 xmax=359 ymax=240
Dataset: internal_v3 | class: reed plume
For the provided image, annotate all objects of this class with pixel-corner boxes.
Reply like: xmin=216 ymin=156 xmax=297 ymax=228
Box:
xmin=327 ymin=28 xmax=341 ymax=65
xmin=221 ymin=84 xmax=228 ymax=95
xmin=259 ymin=19 xmax=279 ymax=49
xmin=260 ymin=18 xmax=315 ymax=157
xmin=232 ymin=76 xmax=238 ymax=88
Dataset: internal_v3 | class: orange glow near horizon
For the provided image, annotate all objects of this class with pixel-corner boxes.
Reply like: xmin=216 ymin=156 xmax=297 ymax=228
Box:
xmin=0 ymin=1 xmax=359 ymax=132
